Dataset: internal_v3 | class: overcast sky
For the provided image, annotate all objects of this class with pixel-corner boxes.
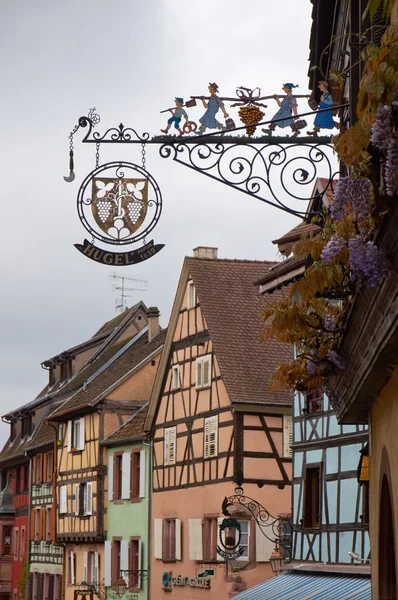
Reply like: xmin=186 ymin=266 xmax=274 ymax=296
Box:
xmin=1 ymin=0 xmax=320 ymax=447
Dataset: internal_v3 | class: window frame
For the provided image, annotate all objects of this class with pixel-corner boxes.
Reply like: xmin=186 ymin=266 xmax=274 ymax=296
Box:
xmin=304 ymin=390 xmax=323 ymax=414
xmin=203 ymin=517 xmax=218 ymax=562
xmin=164 ymin=427 xmax=177 ymax=466
xmin=129 ymin=537 xmax=141 ymax=592
xmin=234 ymin=520 xmax=250 ymax=562
xmin=204 ymin=416 xmax=218 ymax=459
xmin=111 ymin=538 xmax=122 ymax=586
xmin=130 ymin=450 xmax=141 ymax=502
xmin=171 ymin=365 xmax=180 ymax=391
xmin=187 ymin=280 xmax=196 ymax=309
xmin=113 ymin=453 xmax=123 ymax=502
xmin=162 ymin=518 xmax=176 ymax=562
xmin=304 ymin=463 xmax=322 ymax=528
xmin=196 ymin=355 xmax=212 ymax=390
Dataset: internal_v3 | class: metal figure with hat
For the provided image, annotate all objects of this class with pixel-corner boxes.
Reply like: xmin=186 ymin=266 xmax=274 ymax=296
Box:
xmin=161 ymin=97 xmax=189 ymax=137
xmin=307 ymin=80 xmax=338 ymax=137
xmin=195 ymin=83 xmax=229 ymax=135
xmin=262 ymin=83 xmax=301 ymax=137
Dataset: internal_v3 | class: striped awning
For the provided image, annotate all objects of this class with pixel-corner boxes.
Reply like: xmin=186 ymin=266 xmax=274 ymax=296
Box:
xmin=232 ymin=571 xmax=371 ymax=599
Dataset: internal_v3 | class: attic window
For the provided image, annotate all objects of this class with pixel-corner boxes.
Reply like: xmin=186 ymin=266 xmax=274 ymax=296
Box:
xmin=21 ymin=415 xmax=33 ymax=438
xmin=10 ymin=421 xmax=16 ymax=441
xmin=187 ymin=281 xmax=196 ymax=309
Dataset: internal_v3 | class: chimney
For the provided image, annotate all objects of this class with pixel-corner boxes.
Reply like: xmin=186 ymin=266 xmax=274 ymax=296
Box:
xmin=147 ymin=307 xmax=160 ymax=341
xmin=193 ymin=246 xmax=218 ymax=259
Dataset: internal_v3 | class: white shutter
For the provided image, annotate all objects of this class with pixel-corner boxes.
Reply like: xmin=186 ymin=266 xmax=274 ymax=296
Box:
xmin=217 ymin=517 xmax=226 ymax=561
xmin=67 ymin=421 xmax=72 ymax=452
xmin=74 ymin=484 xmax=80 ymax=516
xmin=78 ymin=417 xmax=85 ymax=450
xmin=86 ymin=482 xmax=93 ymax=515
xmin=120 ymin=540 xmax=129 ymax=587
xmin=153 ymin=519 xmax=163 ymax=559
xmin=256 ymin=524 xmax=276 ymax=561
xmin=70 ymin=551 xmax=75 ymax=584
xmin=83 ymin=552 xmax=88 ymax=584
xmin=188 ymin=518 xmax=203 ymax=560
xmin=171 ymin=365 xmax=180 ymax=390
xmin=139 ymin=450 xmax=145 ymax=498
xmin=175 ymin=518 xmax=182 ymax=560
xmin=283 ymin=415 xmax=293 ymax=458
xmin=204 ymin=416 xmax=218 ymax=458
xmin=93 ymin=552 xmax=99 ymax=585
xmin=60 ymin=485 xmax=67 ymax=514
xmin=121 ymin=453 xmax=130 ymax=500
xmin=196 ymin=358 xmax=203 ymax=389
xmin=108 ymin=456 xmax=114 ymax=502
xmin=104 ymin=541 xmax=112 ymax=587
xmin=203 ymin=356 xmax=212 ymax=387
xmin=164 ymin=427 xmax=176 ymax=466
xmin=137 ymin=540 xmax=142 ymax=589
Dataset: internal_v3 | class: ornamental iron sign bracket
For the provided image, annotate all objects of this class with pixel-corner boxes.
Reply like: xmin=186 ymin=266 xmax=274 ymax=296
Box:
xmin=65 ymin=106 xmax=346 ymax=264
xmin=222 ymin=486 xmax=293 ymax=562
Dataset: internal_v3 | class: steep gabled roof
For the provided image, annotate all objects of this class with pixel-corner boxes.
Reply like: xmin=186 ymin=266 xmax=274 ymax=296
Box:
xmin=102 ymin=404 xmax=148 ymax=446
xmin=49 ymin=328 xmax=166 ymax=420
xmin=145 ymin=256 xmax=292 ymax=431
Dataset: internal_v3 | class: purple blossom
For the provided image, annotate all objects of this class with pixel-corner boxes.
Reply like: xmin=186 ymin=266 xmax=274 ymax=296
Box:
xmin=348 ymin=236 xmax=389 ymax=288
xmin=325 ymin=388 xmax=341 ymax=411
xmin=330 ymin=177 xmax=371 ymax=222
xmin=321 ymin=234 xmax=346 ymax=262
xmin=307 ymin=358 xmax=317 ymax=375
xmin=385 ymin=134 xmax=398 ymax=197
xmin=371 ymin=104 xmax=394 ymax=152
xmin=324 ymin=313 xmax=336 ymax=330
xmin=327 ymin=349 xmax=345 ymax=370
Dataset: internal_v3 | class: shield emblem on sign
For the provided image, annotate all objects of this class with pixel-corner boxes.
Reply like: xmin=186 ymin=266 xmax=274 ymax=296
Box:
xmin=91 ymin=177 xmax=148 ymax=240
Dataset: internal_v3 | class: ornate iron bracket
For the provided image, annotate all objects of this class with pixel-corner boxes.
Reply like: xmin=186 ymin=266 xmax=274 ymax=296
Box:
xmin=222 ymin=486 xmax=292 ymax=561
xmin=70 ymin=105 xmax=347 ymax=218
xmin=119 ymin=570 xmax=149 ymax=582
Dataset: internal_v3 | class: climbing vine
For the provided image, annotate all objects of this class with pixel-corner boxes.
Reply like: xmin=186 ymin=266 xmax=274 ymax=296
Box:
xmin=262 ymin=0 xmax=398 ymax=403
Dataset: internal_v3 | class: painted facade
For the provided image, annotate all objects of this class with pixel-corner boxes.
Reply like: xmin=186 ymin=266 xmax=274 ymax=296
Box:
xmin=103 ymin=410 xmax=150 ymax=600
xmin=146 ymin=249 xmax=293 ymax=599
xmin=292 ymin=390 xmax=369 ymax=563
xmin=0 ymin=477 xmax=15 ymax=600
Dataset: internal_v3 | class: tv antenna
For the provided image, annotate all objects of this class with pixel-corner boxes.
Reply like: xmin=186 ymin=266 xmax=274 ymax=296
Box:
xmin=109 ymin=273 xmax=147 ymax=313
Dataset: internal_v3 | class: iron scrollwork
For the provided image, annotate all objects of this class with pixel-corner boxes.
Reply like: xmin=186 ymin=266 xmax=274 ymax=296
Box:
xmin=160 ymin=140 xmax=338 ymax=219
xmin=222 ymin=486 xmax=292 ymax=561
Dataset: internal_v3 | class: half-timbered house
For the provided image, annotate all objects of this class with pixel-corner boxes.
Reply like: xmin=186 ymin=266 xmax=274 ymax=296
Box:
xmin=0 ymin=476 xmax=15 ymax=600
xmin=145 ymin=247 xmax=293 ymax=599
xmin=47 ymin=306 xmax=166 ymax=600
xmin=102 ymin=405 xmax=150 ymax=600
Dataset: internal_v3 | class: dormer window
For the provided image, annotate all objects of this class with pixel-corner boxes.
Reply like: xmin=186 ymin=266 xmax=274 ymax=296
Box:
xmin=21 ymin=414 xmax=33 ymax=438
xmin=10 ymin=421 xmax=16 ymax=441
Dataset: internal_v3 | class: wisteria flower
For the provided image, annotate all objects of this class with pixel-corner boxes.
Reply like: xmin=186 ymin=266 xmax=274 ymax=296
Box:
xmin=321 ymin=234 xmax=346 ymax=262
xmin=330 ymin=177 xmax=371 ymax=222
xmin=371 ymin=104 xmax=394 ymax=153
xmin=348 ymin=236 xmax=389 ymax=288
xmin=324 ymin=313 xmax=336 ymax=330
xmin=327 ymin=349 xmax=345 ymax=370
xmin=385 ymin=134 xmax=398 ymax=197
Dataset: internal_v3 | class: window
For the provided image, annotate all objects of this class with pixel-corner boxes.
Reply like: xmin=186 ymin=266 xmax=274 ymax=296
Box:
xmin=14 ymin=528 xmax=19 ymax=559
xmin=10 ymin=421 xmax=16 ymax=441
xmin=74 ymin=482 xmax=92 ymax=516
xmin=187 ymin=281 xmax=196 ymax=309
xmin=171 ymin=365 xmax=180 ymax=390
xmin=20 ymin=528 xmax=25 ymax=559
xmin=43 ymin=573 xmax=50 ymax=600
xmin=46 ymin=452 xmax=54 ymax=483
xmin=283 ymin=415 xmax=293 ymax=458
xmin=33 ymin=455 xmax=42 ymax=485
xmin=59 ymin=486 xmax=67 ymax=514
xmin=21 ymin=415 xmax=32 ymax=438
xmin=45 ymin=507 xmax=52 ymax=541
xmin=130 ymin=451 xmax=141 ymax=500
xmin=304 ymin=465 xmax=321 ymax=527
xmin=204 ymin=416 xmax=218 ymax=459
xmin=23 ymin=466 xmax=28 ymax=492
xmin=2 ymin=526 xmax=12 ymax=555
xmin=69 ymin=551 xmax=75 ymax=585
xmin=57 ymin=424 xmax=63 ymax=444
xmin=129 ymin=538 xmax=142 ymax=590
xmin=33 ymin=573 xmax=39 ymax=600
xmin=203 ymin=518 xmax=218 ymax=562
xmin=111 ymin=540 xmax=121 ymax=585
xmin=304 ymin=390 xmax=323 ymax=414
xmin=33 ymin=509 xmax=41 ymax=542
xmin=236 ymin=521 xmax=250 ymax=560
xmin=84 ymin=551 xmax=99 ymax=585
xmin=164 ymin=427 xmax=176 ymax=466
xmin=67 ymin=418 xmax=85 ymax=452
xmin=113 ymin=454 xmax=123 ymax=501
xmin=163 ymin=519 xmax=176 ymax=561
xmin=196 ymin=355 xmax=212 ymax=389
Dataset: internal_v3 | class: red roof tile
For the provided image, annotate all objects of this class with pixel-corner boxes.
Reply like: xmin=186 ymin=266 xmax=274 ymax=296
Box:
xmin=186 ymin=258 xmax=292 ymax=406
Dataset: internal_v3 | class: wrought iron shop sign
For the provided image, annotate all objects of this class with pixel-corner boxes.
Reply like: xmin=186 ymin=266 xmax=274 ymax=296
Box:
xmin=74 ymin=161 xmax=164 ymax=265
